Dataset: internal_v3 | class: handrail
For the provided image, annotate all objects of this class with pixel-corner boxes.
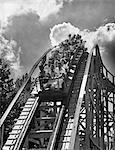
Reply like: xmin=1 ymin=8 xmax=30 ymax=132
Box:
xmin=0 ymin=47 xmax=54 ymax=127
xmin=69 ymin=46 xmax=95 ymax=150
xmin=95 ymin=45 xmax=115 ymax=83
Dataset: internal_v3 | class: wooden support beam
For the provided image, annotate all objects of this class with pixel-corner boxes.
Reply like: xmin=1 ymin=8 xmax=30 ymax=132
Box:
xmin=113 ymin=91 xmax=115 ymax=150
xmin=100 ymin=90 xmax=105 ymax=150
xmin=0 ymin=124 xmax=4 ymax=150
xmin=105 ymin=91 xmax=109 ymax=149
xmin=29 ymin=130 xmax=53 ymax=139
xmin=28 ymin=138 xmax=40 ymax=145
xmin=35 ymin=117 xmax=55 ymax=121
xmin=39 ymin=105 xmax=61 ymax=110
xmin=85 ymin=83 xmax=91 ymax=150
xmin=96 ymin=87 xmax=101 ymax=146
xmin=112 ymin=75 xmax=115 ymax=150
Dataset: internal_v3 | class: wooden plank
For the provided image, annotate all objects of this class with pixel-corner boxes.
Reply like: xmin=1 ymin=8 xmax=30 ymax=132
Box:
xmin=22 ymin=108 xmax=31 ymax=112
xmin=5 ymin=139 xmax=16 ymax=146
xmin=30 ymin=130 xmax=53 ymax=134
xmin=29 ymin=130 xmax=52 ymax=139
xmin=27 ymin=98 xmax=36 ymax=102
xmin=36 ymin=117 xmax=55 ymax=121
xmin=9 ymin=130 xmax=20 ymax=135
xmin=26 ymin=101 xmax=35 ymax=105
xmin=18 ymin=115 xmax=28 ymax=120
xmin=2 ymin=145 xmax=13 ymax=150
xmin=13 ymin=125 xmax=23 ymax=130
xmin=15 ymin=120 xmax=25 ymax=125
xmin=20 ymin=111 xmax=30 ymax=116
xmin=8 ymin=134 xmax=19 ymax=140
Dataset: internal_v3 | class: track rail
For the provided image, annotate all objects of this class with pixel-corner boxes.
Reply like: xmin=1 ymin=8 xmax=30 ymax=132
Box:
xmin=2 ymin=97 xmax=39 ymax=150
xmin=49 ymin=49 xmax=90 ymax=150
xmin=68 ymin=47 xmax=94 ymax=150
xmin=47 ymin=49 xmax=86 ymax=150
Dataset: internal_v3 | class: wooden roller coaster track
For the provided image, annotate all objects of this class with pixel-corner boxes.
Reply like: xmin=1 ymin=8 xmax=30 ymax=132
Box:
xmin=0 ymin=43 xmax=115 ymax=150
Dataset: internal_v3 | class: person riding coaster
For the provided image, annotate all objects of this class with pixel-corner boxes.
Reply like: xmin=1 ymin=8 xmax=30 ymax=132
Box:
xmin=40 ymin=73 xmax=65 ymax=91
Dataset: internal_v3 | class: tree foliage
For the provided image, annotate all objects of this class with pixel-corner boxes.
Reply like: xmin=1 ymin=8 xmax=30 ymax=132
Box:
xmin=0 ymin=58 xmax=15 ymax=118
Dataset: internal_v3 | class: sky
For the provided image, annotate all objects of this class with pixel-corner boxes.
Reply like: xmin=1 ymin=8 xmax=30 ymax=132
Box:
xmin=0 ymin=0 xmax=115 ymax=77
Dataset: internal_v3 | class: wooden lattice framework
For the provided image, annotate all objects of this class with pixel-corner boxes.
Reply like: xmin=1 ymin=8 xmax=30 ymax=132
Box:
xmin=72 ymin=45 xmax=115 ymax=150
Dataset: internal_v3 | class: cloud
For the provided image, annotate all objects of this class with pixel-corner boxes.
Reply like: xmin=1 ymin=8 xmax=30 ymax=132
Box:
xmin=50 ymin=22 xmax=115 ymax=55
xmin=50 ymin=22 xmax=115 ymax=74
xmin=0 ymin=0 xmax=73 ymax=78
xmin=96 ymin=23 xmax=115 ymax=69
xmin=50 ymin=22 xmax=79 ymax=46
xmin=0 ymin=35 xmax=23 ymax=79
xmin=96 ymin=23 xmax=115 ymax=46
xmin=4 ymin=12 xmax=52 ymax=73
xmin=0 ymin=0 xmax=73 ymax=28
xmin=50 ymin=22 xmax=97 ymax=51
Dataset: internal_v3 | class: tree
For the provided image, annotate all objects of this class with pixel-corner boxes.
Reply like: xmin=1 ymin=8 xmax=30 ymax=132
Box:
xmin=0 ymin=58 xmax=15 ymax=118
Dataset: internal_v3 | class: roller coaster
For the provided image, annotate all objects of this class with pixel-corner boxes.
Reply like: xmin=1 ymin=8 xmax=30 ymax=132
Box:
xmin=0 ymin=35 xmax=115 ymax=150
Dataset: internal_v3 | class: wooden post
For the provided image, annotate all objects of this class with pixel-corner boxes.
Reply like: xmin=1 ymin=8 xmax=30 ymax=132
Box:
xmin=105 ymin=90 xmax=109 ymax=150
xmin=0 ymin=124 xmax=4 ymax=150
xmin=85 ymin=79 xmax=91 ymax=150
xmin=113 ymin=76 xmax=115 ymax=150
xmin=100 ymin=90 xmax=105 ymax=150
xmin=96 ymin=87 xmax=100 ymax=146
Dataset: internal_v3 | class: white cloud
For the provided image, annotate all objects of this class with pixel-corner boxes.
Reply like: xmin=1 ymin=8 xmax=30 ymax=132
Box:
xmin=50 ymin=22 xmax=115 ymax=53
xmin=0 ymin=0 xmax=74 ymax=79
xmin=0 ymin=0 xmax=73 ymax=27
xmin=50 ymin=22 xmax=96 ymax=51
xmin=50 ymin=22 xmax=80 ymax=46
xmin=96 ymin=23 xmax=115 ymax=45
xmin=0 ymin=35 xmax=23 ymax=78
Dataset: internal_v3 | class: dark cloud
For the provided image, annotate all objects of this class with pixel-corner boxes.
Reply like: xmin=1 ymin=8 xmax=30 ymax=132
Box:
xmin=4 ymin=12 xmax=51 ymax=72
xmin=58 ymin=0 xmax=115 ymax=29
